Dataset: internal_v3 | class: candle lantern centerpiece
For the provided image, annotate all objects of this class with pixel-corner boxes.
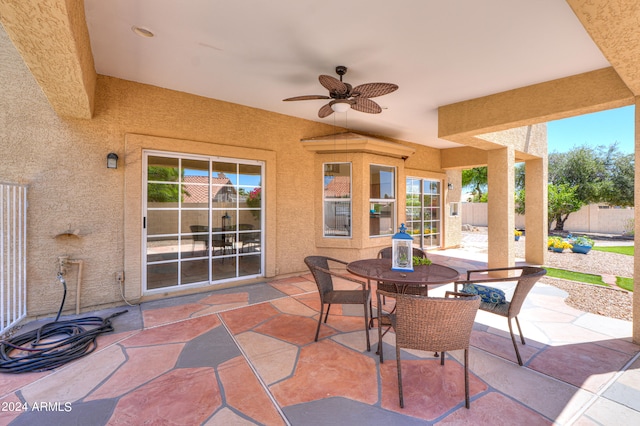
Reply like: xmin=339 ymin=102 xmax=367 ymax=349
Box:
xmin=392 ymin=223 xmax=413 ymax=272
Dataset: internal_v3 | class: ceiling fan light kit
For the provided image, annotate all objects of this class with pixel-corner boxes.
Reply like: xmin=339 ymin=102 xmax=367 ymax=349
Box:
xmin=330 ymin=101 xmax=351 ymax=113
xmin=283 ymin=66 xmax=398 ymax=118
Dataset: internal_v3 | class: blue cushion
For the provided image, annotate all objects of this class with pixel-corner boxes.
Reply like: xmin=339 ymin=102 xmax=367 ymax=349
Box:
xmin=461 ymin=284 xmax=506 ymax=304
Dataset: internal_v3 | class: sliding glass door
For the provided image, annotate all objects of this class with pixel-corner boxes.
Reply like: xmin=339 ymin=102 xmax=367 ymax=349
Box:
xmin=144 ymin=151 xmax=263 ymax=292
xmin=406 ymin=178 xmax=441 ymax=249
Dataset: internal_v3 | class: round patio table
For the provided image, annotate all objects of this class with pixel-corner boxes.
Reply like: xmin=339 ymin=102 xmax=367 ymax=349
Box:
xmin=348 ymin=258 xmax=460 ymax=358
xmin=347 ymin=258 xmax=460 ymax=295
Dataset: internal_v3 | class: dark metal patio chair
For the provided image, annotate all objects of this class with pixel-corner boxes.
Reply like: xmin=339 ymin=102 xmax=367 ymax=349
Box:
xmin=190 ymin=225 xmax=209 ymax=252
xmin=454 ymin=266 xmax=547 ymax=365
xmin=304 ymin=256 xmax=371 ymax=352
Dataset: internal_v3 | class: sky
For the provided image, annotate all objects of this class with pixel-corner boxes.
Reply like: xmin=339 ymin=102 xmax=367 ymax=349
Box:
xmin=547 ymin=105 xmax=635 ymax=154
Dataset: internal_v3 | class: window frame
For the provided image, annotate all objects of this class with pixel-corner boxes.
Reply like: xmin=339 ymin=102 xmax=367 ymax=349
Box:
xmin=322 ymin=162 xmax=352 ymax=238
xmin=369 ymin=164 xmax=396 ymax=237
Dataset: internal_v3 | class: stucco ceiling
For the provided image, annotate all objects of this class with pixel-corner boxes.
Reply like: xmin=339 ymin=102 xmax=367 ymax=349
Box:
xmin=83 ymin=0 xmax=610 ymax=149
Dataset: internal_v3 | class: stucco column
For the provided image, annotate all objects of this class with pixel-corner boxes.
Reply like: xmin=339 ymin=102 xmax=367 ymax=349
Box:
xmin=487 ymin=147 xmax=515 ymax=270
xmin=524 ymin=158 xmax=547 ymax=265
xmin=634 ymin=97 xmax=640 ymax=344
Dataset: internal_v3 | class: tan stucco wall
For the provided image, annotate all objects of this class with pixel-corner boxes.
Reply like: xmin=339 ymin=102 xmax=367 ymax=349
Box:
xmin=487 ymin=147 xmax=516 ymax=270
xmin=479 ymin=124 xmax=547 ymax=160
xmin=635 ymin=97 xmax=640 ymax=342
xmin=0 ymin=0 xmax=96 ymax=118
xmin=0 ymin=25 xmax=455 ymax=316
xmin=444 ymin=170 xmax=462 ymax=248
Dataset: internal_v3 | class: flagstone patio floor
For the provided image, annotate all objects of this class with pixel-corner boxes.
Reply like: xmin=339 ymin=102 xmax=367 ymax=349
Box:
xmin=1 ymin=251 xmax=639 ymax=425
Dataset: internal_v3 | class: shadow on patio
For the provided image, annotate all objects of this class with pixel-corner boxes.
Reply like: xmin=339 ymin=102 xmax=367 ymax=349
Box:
xmin=1 ymin=251 xmax=639 ymax=425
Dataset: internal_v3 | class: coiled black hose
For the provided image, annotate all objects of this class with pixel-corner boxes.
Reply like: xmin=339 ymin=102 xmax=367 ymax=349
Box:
xmin=0 ymin=274 xmax=127 ymax=373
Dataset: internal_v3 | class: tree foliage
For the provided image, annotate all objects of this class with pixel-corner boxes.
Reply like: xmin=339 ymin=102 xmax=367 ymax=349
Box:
xmin=547 ymin=183 xmax=584 ymax=231
xmin=600 ymin=152 xmax=634 ymax=206
xmin=550 ymin=146 xmax=605 ymax=203
xmin=517 ymin=142 xmax=633 ymax=231
xmin=462 ymin=167 xmax=488 ymax=202
xmin=515 ymin=163 xmax=525 ymax=190
xmin=147 ymin=166 xmax=184 ymax=202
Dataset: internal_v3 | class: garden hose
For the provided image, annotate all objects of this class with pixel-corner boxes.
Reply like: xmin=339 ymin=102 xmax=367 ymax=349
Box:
xmin=0 ymin=273 xmax=127 ymax=373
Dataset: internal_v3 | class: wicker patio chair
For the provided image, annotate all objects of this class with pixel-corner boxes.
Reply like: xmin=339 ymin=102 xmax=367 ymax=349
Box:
xmin=304 ymin=256 xmax=371 ymax=352
xmin=375 ymin=246 xmax=429 ymax=348
xmin=379 ymin=290 xmax=480 ymax=408
xmin=454 ymin=266 xmax=547 ymax=366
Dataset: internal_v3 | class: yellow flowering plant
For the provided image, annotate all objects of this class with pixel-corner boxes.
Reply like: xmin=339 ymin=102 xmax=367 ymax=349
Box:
xmin=548 ymin=236 xmax=572 ymax=249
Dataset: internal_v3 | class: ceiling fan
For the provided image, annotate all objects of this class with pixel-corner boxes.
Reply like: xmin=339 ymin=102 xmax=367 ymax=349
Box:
xmin=283 ymin=66 xmax=398 ymax=118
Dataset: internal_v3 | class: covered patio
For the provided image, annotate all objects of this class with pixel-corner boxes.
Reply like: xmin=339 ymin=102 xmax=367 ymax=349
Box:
xmin=1 ymin=3 xmax=640 ymax=423
xmin=2 ymin=251 xmax=638 ymax=425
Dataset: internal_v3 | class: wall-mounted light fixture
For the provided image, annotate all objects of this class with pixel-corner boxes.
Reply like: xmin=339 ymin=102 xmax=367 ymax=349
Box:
xmin=107 ymin=153 xmax=119 ymax=169
xmin=447 ymin=182 xmax=454 ymax=190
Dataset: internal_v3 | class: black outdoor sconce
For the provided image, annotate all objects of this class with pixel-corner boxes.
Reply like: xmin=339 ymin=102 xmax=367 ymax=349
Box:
xmin=107 ymin=153 xmax=119 ymax=169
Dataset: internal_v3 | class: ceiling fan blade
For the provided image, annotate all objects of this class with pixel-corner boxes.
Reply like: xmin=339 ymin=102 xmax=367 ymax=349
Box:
xmin=319 ymin=75 xmax=349 ymax=95
xmin=283 ymin=95 xmax=331 ymax=101
xmin=352 ymin=98 xmax=382 ymax=114
xmin=351 ymin=82 xmax=398 ymax=98
xmin=318 ymin=102 xmax=335 ymax=118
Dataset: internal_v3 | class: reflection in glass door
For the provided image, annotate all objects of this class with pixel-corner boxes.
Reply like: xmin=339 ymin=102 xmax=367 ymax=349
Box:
xmin=144 ymin=151 xmax=263 ymax=292
xmin=405 ymin=178 xmax=441 ymax=249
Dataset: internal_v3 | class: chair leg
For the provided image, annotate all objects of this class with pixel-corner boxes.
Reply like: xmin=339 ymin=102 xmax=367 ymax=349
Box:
xmin=377 ymin=291 xmax=384 ymax=362
xmin=507 ymin=317 xmax=523 ymax=366
xmin=514 ymin=316 xmax=526 ymax=345
xmin=363 ymin=301 xmax=371 ymax=352
xmin=396 ymin=344 xmax=404 ymax=408
xmin=370 ymin=301 xmax=375 ymax=329
xmin=315 ymin=304 xmax=324 ymax=342
xmin=464 ymin=348 xmax=470 ymax=409
xmin=366 ymin=280 xmax=374 ymax=329
xmin=324 ymin=304 xmax=331 ymax=323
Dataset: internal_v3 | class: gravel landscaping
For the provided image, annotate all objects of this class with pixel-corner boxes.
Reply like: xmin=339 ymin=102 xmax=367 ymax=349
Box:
xmin=518 ymin=238 xmax=633 ymax=321
xmin=539 ymin=276 xmax=632 ymax=321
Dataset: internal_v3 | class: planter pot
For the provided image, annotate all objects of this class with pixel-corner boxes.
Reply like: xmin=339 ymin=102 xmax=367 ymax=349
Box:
xmin=515 ymin=236 xmax=520 ymax=241
xmin=571 ymin=245 xmax=592 ymax=254
xmin=551 ymin=247 xmax=565 ymax=253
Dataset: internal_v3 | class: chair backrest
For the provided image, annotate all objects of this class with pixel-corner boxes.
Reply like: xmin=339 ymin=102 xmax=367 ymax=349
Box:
xmin=377 ymin=247 xmax=427 ymax=260
xmin=507 ymin=267 xmax=547 ymax=317
xmin=304 ymin=256 xmax=335 ymax=298
xmin=190 ymin=225 xmax=209 ymax=242
xmin=390 ymin=292 xmax=480 ymax=352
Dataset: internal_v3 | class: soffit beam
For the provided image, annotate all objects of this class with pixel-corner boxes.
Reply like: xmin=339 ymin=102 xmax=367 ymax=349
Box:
xmin=0 ymin=0 xmax=96 ymax=119
xmin=438 ymin=67 xmax=633 ymax=145
xmin=568 ymin=0 xmax=640 ymax=96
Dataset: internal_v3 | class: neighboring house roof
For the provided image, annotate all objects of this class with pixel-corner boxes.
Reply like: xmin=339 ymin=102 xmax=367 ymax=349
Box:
xmin=325 ymin=176 xmax=350 ymax=198
xmin=182 ymin=173 xmax=236 ymax=204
